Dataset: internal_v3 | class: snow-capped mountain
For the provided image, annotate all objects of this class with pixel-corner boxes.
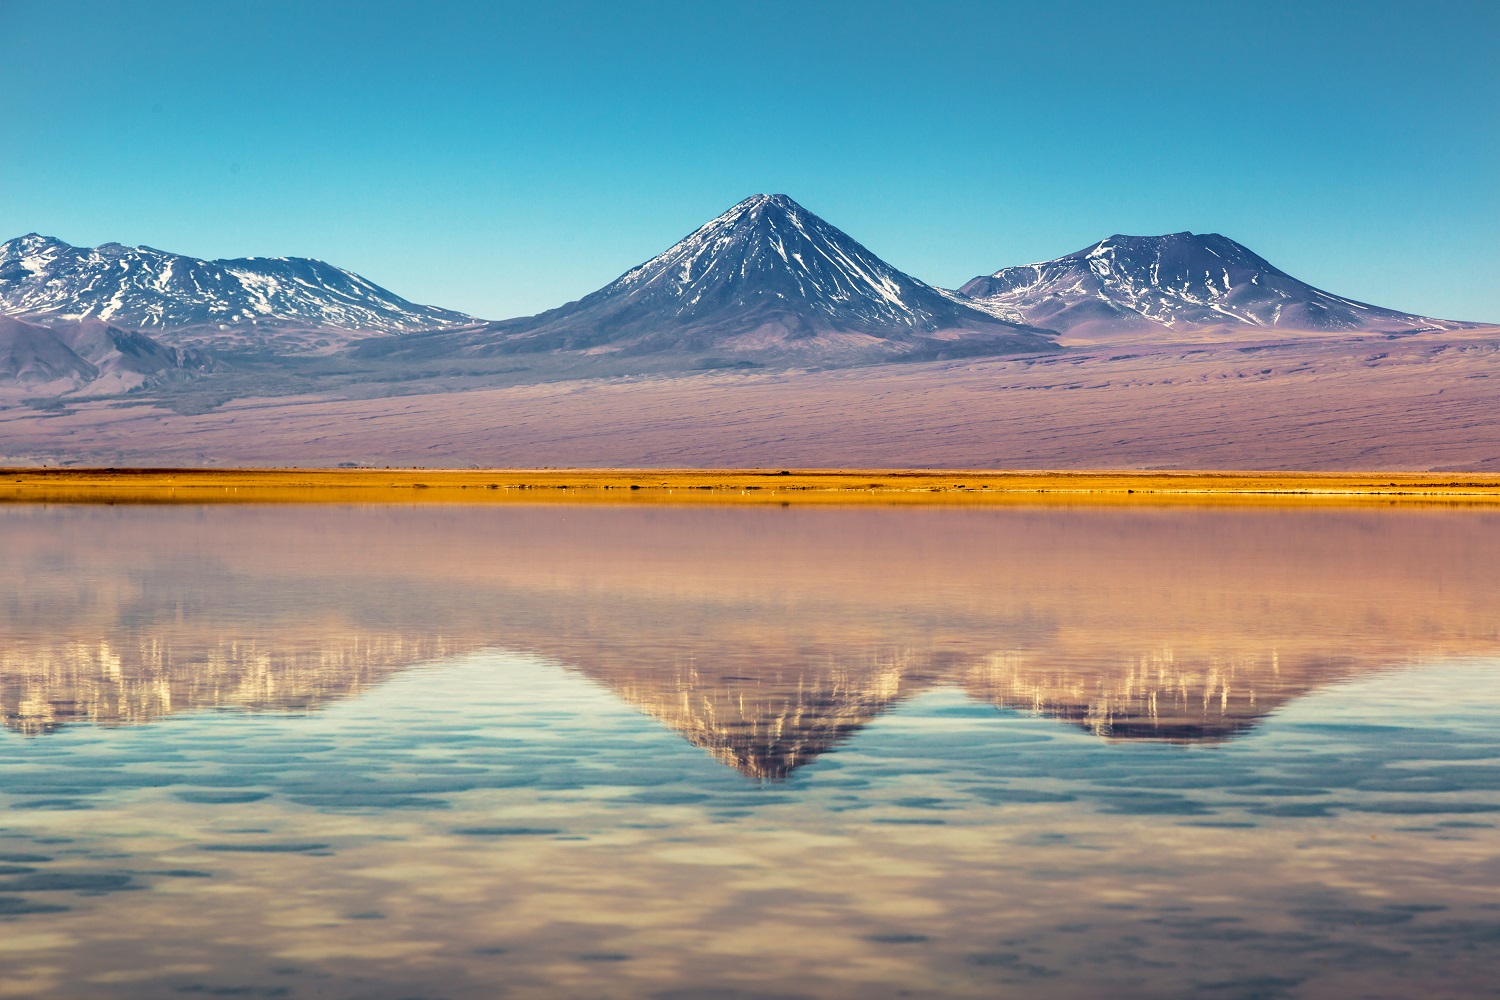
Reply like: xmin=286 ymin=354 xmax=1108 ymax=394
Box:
xmin=0 ymin=235 xmax=474 ymax=353
xmin=957 ymin=232 xmax=1477 ymax=340
xmin=0 ymin=315 xmax=213 ymax=393
xmin=358 ymin=194 xmax=1054 ymax=368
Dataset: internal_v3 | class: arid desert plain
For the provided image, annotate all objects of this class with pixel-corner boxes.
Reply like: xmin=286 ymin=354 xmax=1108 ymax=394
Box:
xmin=4 ymin=329 xmax=1500 ymax=471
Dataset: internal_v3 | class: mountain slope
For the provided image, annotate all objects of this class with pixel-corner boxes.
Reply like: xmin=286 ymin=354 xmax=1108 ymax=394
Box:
xmin=958 ymin=232 xmax=1479 ymax=341
xmin=0 ymin=315 xmax=213 ymax=393
xmin=0 ymin=315 xmax=97 ymax=388
xmin=0 ymin=235 xmax=474 ymax=353
xmin=356 ymin=194 xmax=1055 ymax=369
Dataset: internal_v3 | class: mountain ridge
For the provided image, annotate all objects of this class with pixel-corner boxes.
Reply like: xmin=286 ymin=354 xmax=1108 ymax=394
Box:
xmin=0 ymin=234 xmax=474 ymax=354
xmin=2 ymin=209 xmax=1491 ymax=406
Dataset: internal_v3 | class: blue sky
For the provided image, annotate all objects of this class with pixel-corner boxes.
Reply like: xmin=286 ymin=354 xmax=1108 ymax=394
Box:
xmin=1 ymin=0 xmax=1496 ymax=321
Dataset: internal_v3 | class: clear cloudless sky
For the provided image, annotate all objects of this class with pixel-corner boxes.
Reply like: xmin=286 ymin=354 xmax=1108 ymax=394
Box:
xmin=1 ymin=0 xmax=1496 ymax=321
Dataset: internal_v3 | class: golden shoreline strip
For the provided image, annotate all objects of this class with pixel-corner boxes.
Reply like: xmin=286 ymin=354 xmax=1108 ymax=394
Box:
xmin=2 ymin=468 xmax=1500 ymax=505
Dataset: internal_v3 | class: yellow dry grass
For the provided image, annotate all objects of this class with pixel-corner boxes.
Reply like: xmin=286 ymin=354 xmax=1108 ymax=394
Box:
xmin=3 ymin=467 xmax=1500 ymax=505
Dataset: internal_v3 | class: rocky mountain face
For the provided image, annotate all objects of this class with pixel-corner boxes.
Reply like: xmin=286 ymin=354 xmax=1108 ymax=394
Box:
xmin=0 ymin=315 xmax=213 ymax=393
xmin=957 ymin=232 xmax=1477 ymax=340
xmin=0 ymin=234 xmax=474 ymax=353
xmin=355 ymin=194 xmax=1055 ymax=369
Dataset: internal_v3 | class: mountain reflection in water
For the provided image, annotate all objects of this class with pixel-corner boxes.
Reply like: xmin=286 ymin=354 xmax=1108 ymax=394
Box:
xmin=5 ymin=504 xmax=1497 ymax=773
xmin=3 ymin=503 xmax=1500 ymax=1000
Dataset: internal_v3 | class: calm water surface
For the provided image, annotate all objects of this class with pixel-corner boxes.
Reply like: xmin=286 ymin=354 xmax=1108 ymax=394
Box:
xmin=2 ymin=503 xmax=1499 ymax=999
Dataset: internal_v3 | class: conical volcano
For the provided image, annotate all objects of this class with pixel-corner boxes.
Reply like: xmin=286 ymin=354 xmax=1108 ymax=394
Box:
xmin=356 ymin=194 xmax=1055 ymax=369
xmin=585 ymin=193 xmax=1006 ymax=334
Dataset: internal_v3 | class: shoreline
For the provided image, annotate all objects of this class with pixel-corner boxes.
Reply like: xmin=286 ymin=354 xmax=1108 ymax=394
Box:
xmin=4 ymin=468 xmax=1500 ymax=506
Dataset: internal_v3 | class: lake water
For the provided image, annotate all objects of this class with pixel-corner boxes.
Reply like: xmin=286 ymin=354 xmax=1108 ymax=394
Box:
xmin=2 ymin=502 xmax=1499 ymax=999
